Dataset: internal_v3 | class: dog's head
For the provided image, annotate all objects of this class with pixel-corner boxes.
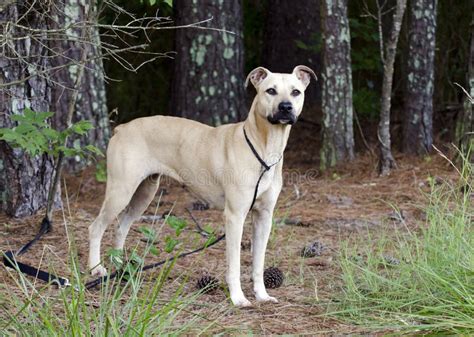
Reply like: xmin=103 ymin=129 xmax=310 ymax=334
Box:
xmin=245 ymin=65 xmax=316 ymax=125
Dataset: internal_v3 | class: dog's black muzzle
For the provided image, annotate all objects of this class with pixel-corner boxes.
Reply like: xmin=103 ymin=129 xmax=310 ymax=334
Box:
xmin=267 ymin=101 xmax=297 ymax=125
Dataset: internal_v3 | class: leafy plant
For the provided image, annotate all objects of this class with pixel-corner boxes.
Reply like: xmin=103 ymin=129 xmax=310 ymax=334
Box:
xmin=0 ymin=108 xmax=103 ymax=159
xmin=2 ymin=232 xmax=215 ymax=335
xmin=166 ymin=216 xmax=187 ymax=237
xmin=349 ymin=16 xmax=382 ymax=120
xmin=353 ymin=86 xmax=380 ymax=119
xmin=107 ymin=248 xmax=145 ymax=282
xmin=164 ymin=236 xmax=179 ymax=253
xmin=95 ymin=161 xmax=107 ymax=182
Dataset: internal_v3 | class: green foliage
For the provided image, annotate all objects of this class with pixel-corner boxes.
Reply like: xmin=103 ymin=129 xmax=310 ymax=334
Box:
xmin=108 ymin=248 xmax=144 ymax=282
xmin=242 ymin=0 xmax=266 ymax=73
xmin=0 ymin=108 xmax=103 ymax=159
xmin=139 ymin=225 xmax=157 ymax=242
xmin=348 ymin=15 xmax=382 ymax=120
xmin=2 ymin=237 xmax=212 ymax=335
xmin=349 ymin=18 xmax=380 ymax=72
xmin=352 ymin=87 xmax=380 ymax=119
xmin=166 ymin=215 xmax=187 ymax=237
xmin=331 ymin=155 xmax=474 ymax=334
xmin=164 ymin=236 xmax=179 ymax=253
xmin=294 ymin=33 xmax=321 ymax=53
xmin=139 ymin=0 xmax=172 ymax=7
xmin=95 ymin=161 xmax=107 ymax=182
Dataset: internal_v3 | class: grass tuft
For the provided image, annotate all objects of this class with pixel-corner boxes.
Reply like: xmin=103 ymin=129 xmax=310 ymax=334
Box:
xmin=1 ymin=222 xmax=219 ymax=335
xmin=331 ymin=154 xmax=474 ymax=334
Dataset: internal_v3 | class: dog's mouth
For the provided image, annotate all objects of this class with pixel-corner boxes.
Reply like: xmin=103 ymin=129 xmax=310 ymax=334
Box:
xmin=267 ymin=112 xmax=297 ymax=125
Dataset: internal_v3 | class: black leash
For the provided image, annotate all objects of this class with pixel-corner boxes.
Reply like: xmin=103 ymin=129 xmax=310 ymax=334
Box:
xmin=3 ymin=215 xmax=225 ymax=289
xmin=243 ymin=127 xmax=282 ymax=211
xmin=3 ymin=217 xmax=71 ymax=287
xmin=84 ymin=233 xmax=225 ymax=289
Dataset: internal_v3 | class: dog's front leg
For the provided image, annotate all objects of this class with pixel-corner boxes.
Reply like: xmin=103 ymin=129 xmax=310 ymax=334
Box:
xmin=224 ymin=205 xmax=251 ymax=307
xmin=251 ymin=206 xmax=278 ymax=303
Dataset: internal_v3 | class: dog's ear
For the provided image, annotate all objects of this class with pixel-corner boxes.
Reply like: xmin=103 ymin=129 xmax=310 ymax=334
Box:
xmin=245 ymin=67 xmax=270 ymax=89
xmin=292 ymin=65 xmax=317 ymax=88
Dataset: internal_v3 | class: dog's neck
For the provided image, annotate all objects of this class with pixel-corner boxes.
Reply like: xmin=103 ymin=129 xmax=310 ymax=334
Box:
xmin=243 ymin=99 xmax=291 ymax=163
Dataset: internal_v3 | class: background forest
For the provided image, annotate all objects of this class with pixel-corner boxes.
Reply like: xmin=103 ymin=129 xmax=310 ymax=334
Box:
xmin=0 ymin=0 xmax=473 ymax=335
xmin=1 ymin=0 xmax=473 ymax=216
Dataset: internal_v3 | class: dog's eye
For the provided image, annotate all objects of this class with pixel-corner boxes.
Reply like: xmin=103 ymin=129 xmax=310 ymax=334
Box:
xmin=291 ymin=89 xmax=301 ymax=97
xmin=265 ymin=88 xmax=277 ymax=95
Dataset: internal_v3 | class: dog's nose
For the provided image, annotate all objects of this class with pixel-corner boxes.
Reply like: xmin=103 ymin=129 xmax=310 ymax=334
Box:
xmin=278 ymin=101 xmax=293 ymax=114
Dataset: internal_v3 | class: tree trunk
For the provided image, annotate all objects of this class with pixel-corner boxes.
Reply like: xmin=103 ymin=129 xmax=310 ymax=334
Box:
xmin=0 ymin=1 xmax=110 ymax=217
xmin=262 ymin=0 xmax=321 ymax=108
xmin=171 ymin=0 xmax=245 ymax=126
xmin=48 ymin=2 xmax=110 ymax=171
xmin=402 ymin=0 xmax=437 ymax=155
xmin=0 ymin=2 xmax=57 ymax=217
xmin=455 ymin=14 xmax=474 ymax=160
xmin=320 ymin=0 xmax=355 ymax=170
xmin=378 ymin=0 xmax=407 ymax=176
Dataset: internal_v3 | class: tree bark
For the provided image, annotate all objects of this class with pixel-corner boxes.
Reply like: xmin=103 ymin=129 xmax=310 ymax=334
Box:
xmin=455 ymin=14 xmax=474 ymax=160
xmin=48 ymin=2 xmax=110 ymax=171
xmin=171 ymin=0 xmax=245 ymax=126
xmin=0 ymin=1 xmax=110 ymax=217
xmin=320 ymin=0 xmax=355 ymax=170
xmin=0 ymin=2 xmax=57 ymax=217
xmin=402 ymin=0 xmax=437 ymax=155
xmin=262 ymin=0 xmax=321 ymax=107
xmin=378 ymin=0 xmax=407 ymax=176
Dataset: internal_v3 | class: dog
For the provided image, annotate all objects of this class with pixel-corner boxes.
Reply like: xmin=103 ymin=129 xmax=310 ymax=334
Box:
xmin=88 ymin=65 xmax=316 ymax=307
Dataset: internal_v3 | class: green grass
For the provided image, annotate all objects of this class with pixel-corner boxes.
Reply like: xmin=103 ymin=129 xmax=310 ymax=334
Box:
xmin=1 ymin=227 xmax=220 ymax=336
xmin=331 ymin=157 xmax=474 ymax=334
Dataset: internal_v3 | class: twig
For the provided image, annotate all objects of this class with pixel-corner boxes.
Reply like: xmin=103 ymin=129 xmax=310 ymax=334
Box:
xmin=45 ymin=35 xmax=89 ymax=221
xmin=185 ymin=208 xmax=210 ymax=238
xmin=354 ymin=108 xmax=375 ymax=156
xmin=454 ymin=82 xmax=474 ymax=103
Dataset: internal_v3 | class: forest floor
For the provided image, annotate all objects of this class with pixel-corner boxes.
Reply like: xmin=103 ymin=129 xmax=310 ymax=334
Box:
xmin=0 ymin=126 xmax=460 ymax=334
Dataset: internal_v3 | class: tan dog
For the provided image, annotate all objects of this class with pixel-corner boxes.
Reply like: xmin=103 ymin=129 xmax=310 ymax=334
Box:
xmin=88 ymin=65 xmax=316 ymax=306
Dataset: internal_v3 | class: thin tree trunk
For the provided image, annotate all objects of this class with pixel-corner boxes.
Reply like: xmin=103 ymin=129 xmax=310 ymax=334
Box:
xmin=262 ymin=0 xmax=321 ymax=107
xmin=320 ymin=0 xmax=355 ymax=170
xmin=402 ymin=0 xmax=437 ymax=155
xmin=171 ymin=0 xmax=245 ymax=126
xmin=455 ymin=14 xmax=474 ymax=160
xmin=378 ymin=0 xmax=407 ymax=176
xmin=48 ymin=2 xmax=110 ymax=171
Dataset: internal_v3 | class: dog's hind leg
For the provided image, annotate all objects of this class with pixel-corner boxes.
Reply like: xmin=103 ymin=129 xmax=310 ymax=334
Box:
xmin=89 ymin=178 xmax=142 ymax=276
xmin=114 ymin=174 xmax=161 ymax=250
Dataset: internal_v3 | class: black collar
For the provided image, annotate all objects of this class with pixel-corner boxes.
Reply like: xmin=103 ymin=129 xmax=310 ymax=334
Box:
xmin=243 ymin=126 xmax=282 ymax=211
xmin=243 ymin=127 xmax=271 ymax=170
xmin=243 ymin=127 xmax=282 ymax=171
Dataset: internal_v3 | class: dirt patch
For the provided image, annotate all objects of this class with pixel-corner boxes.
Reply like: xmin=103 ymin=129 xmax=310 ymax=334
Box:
xmin=0 ymin=151 xmax=457 ymax=334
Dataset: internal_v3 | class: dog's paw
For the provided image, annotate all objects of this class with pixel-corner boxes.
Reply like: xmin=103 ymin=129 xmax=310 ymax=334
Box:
xmin=231 ymin=295 xmax=252 ymax=308
xmin=91 ymin=264 xmax=107 ymax=277
xmin=255 ymin=293 xmax=278 ymax=303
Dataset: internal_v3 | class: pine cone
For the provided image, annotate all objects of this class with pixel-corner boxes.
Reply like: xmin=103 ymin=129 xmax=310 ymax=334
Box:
xmin=192 ymin=201 xmax=209 ymax=211
xmin=301 ymin=240 xmax=325 ymax=257
xmin=382 ymin=254 xmax=400 ymax=266
xmin=263 ymin=267 xmax=284 ymax=289
xmin=196 ymin=274 xmax=219 ymax=293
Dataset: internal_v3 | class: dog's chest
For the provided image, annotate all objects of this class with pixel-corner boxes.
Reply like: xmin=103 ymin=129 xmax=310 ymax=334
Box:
xmin=254 ymin=167 xmax=277 ymax=198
